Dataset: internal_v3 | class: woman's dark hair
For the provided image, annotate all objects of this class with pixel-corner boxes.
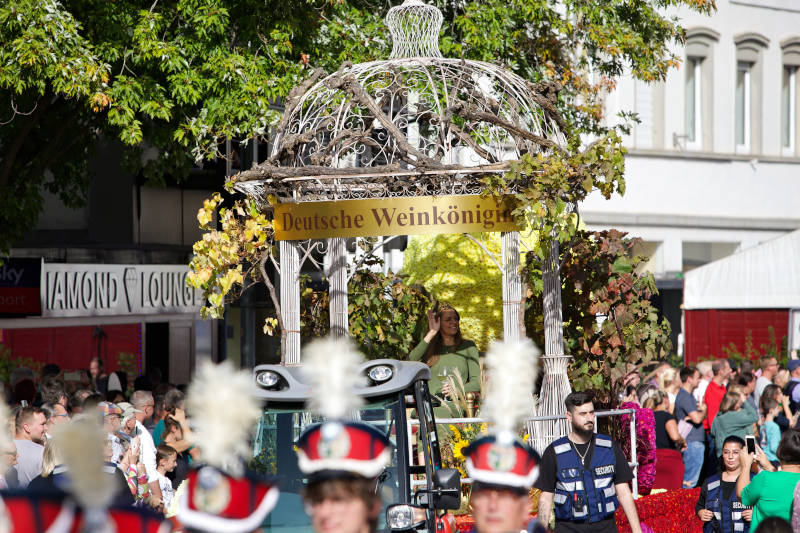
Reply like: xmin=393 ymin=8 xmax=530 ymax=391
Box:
xmin=423 ymin=303 xmax=463 ymax=367
xmin=754 ymin=516 xmax=792 ymax=533
xmin=722 ymin=435 xmax=745 ymax=449
xmin=161 ymin=416 xmax=182 ymax=442
xmin=762 ymin=384 xmax=781 ymax=403
xmin=106 ymin=390 xmax=125 ymax=404
xmin=565 ymin=391 xmax=593 ymax=413
xmin=776 ymin=429 xmax=800 ymax=465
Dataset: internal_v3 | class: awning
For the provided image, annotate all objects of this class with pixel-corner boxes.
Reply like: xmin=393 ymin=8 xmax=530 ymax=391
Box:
xmin=683 ymin=228 xmax=800 ymax=310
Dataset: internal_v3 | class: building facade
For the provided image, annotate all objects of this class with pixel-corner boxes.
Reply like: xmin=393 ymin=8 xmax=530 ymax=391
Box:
xmin=0 ymin=140 xmax=219 ymax=383
xmin=584 ymin=0 xmax=800 ymax=357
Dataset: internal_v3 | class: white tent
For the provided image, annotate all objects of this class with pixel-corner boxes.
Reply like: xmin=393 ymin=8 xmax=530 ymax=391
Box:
xmin=683 ymin=229 xmax=800 ymax=310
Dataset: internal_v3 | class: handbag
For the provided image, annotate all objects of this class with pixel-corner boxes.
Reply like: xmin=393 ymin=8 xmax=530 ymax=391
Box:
xmin=677 ymin=418 xmax=693 ymax=439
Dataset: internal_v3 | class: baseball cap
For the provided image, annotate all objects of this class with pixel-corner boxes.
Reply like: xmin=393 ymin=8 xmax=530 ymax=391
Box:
xmin=788 ymin=360 xmax=800 ymax=373
xmin=96 ymin=401 xmax=123 ymax=417
xmin=117 ymin=401 xmax=143 ymax=415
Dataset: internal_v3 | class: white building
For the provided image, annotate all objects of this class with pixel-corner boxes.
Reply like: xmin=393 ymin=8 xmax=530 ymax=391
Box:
xmin=584 ymin=0 xmax=800 ymax=355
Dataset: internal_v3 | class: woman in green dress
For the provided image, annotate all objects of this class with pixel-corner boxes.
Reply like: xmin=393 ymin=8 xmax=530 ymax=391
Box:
xmin=409 ymin=303 xmax=481 ymax=418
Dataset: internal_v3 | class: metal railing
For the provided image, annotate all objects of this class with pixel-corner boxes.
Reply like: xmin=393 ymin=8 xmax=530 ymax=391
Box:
xmin=408 ymin=408 xmax=640 ymax=498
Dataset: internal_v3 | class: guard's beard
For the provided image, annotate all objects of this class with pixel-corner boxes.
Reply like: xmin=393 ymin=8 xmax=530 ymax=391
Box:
xmin=572 ymin=423 xmax=594 ymax=441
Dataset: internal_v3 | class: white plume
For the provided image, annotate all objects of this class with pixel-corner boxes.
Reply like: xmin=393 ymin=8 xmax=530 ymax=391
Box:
xmin=302 ymin=337 xmax=366 ymax=419
xmin=481 ymin=338 xmax=540 ymax=434
xmin=186 ymin=359 xmax=261 ymax=475
xmin=52 ymin=417 xmax=115 ymax=511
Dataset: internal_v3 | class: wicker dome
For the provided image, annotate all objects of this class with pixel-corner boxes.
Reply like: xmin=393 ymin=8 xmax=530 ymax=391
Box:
xmin=236 ymin=0 xmax=566 ymax=202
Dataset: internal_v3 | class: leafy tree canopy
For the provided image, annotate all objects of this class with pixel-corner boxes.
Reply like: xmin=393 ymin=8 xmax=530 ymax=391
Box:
xmin=1 ymin=0 xmax=713 ymax=254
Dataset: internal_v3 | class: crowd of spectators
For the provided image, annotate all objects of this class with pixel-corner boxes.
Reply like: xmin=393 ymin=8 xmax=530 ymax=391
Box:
xmin=617 ymin=354 xmax=800 ymax=531
xmin=0 ymin=359 xmax=193 ymax=517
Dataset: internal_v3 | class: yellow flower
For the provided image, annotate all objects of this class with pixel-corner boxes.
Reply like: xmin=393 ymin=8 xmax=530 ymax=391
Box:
xmin=449 ymin=424 xmax=462 ymax=441
xmin=452 ymin=439 xmax=469 ymax=462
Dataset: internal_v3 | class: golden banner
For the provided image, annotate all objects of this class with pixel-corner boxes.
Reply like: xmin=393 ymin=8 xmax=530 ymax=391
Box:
xmin=274 ymin=195 xmax=517 ymax=240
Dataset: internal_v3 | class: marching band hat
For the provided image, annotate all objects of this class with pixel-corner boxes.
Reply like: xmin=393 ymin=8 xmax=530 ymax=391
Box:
xmin=295 ymin=338 xmax=394 ymax=482
xmin=177 ymin=466 xmax=280 ymax=533
xmin=464 ymin=433 xmax=540 ymax=490
xmin=0 ymin=490 xmax=171 ymax=533
xmin=176 ymin=360 xmax=279 ymax=533
xmin=464 ymin=339 xmax=541 ymax=491
xmin=296 ymin=420 xmax=392 ymax=480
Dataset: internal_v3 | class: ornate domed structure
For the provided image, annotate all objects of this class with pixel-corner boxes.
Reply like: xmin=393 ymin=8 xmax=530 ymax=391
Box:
xmin=234 ymin=3 xmax=573 ymax=450
xmin=235 ymin=0 xmax=566 ymax=202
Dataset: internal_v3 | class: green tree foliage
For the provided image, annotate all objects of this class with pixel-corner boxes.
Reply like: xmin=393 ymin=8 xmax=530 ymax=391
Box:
xmin=525 ymin=230 xmax=673 ymax=404
xmin=1 ymin=0 xmax=713 ymax=254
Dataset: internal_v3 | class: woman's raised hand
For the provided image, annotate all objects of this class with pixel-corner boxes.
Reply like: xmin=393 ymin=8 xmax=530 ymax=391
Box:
xmin=427 ymin=308 xmax=440 ymax=334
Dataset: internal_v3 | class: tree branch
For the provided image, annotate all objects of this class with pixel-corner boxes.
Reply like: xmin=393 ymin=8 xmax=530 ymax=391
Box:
xmin=0 ymin=96 xmax=51 ymax=188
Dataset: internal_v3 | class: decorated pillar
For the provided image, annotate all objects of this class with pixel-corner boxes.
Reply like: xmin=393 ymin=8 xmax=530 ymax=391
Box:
xmin=327 ymin=237 xmax=349 ymax=338
xmin=279 ymin=240 xmax=301 ymax=365
xmin=501 ymin=231 xmax=522 ymax=342
xmin=529 ymin=239 xmax=573 ymax=454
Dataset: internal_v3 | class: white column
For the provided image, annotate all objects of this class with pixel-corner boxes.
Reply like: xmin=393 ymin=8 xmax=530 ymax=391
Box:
xmin=501 ymin=231 xmax=522 ymax=342
xmin=542 ymin=239 xmax=564 ymax=356
xmin=529 ymin=238 xmax=572 ymax=455
xmin=327 ymin=237 xmax=349 ymax=338
xmin=279 ymin=240 xmax=301 ymax=365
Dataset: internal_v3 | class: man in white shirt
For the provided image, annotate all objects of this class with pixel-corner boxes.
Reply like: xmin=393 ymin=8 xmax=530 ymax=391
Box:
xmin=754 ymin=355 xmax=778 ymax=408
xmin=130 ymin=390 xmax=162 ymax=502
xmin=11 ymin=406 xmax=47 ymax=488
xmin=693 ymin=361 xmax=713 ymax=404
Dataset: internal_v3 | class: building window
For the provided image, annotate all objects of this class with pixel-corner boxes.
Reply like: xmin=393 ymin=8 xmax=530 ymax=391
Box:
xmin=736 ymin=61 xmax=751 ymax=150
xmin=685 ymin=58 xmax=702 ymax=145
xmin=781 ymin=37 xmax=800 ymax=156
xmin=782 ymin=66 xmax=796 ymax=151
xmin=734 ymin=32 xmax=769 ymax=154
xmin=682 ymin=27 xmax=719 ymax=151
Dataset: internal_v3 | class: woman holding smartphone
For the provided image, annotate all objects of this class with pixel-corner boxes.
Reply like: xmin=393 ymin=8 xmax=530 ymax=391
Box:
xmin=408 ymin=303 xmax=481 ymax=417
xmin=738 ymin=430 xmax=800 ymax=531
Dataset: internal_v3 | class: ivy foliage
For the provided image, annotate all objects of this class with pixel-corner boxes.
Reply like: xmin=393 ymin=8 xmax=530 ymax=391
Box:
xmin=525 ymin=230 xmax=673 ymax=403
xmin=297 ymin=269 xmax=432 ymax=360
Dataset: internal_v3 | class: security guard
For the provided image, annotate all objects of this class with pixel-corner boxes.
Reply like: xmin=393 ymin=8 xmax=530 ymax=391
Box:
xmin=462 ymin=339 xmax=544 ymax=533
xmin=295 ymin=337 xmax=392 ymax=533
xmin=535 ymin=391 xmax=643 ymax=533
xmin=696 ymin=435 xmax=752 ymax=533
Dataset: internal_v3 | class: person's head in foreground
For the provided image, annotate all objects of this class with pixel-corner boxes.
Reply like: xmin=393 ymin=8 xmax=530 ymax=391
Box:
xmin=303 ymin=474 xmax=383 ymax=533
xmin=753 ymin=516 xmax=792 ymax=533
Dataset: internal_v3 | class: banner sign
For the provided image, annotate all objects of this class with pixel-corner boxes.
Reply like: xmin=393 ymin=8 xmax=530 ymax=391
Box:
xmin=0 ymin=258 xmax=42 ymax=316
xmin=274 ymin=194 xmax=518 ymax=240
xmin=42 ymin=263 xmax=203 ymax=318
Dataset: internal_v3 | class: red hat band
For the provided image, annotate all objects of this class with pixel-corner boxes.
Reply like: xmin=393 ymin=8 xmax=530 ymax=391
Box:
xmin=177 ymin=466 xmax=279 ymax=533
xmin=296 ymin=421 xmax=392 ymax=478
xmin=0 ymin=494 xmax=77 ymax=533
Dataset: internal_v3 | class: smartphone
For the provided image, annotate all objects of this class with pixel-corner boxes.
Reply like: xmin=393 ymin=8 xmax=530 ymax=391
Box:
xmin=746 ymin=435 xmax=756 ymax=454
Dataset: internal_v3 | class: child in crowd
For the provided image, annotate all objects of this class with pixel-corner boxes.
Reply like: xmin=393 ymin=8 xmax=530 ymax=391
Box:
xmin=760 ymin=398 xmax=782 ymax=468
xmin=154 ymin=444 xmax=178 ymax=514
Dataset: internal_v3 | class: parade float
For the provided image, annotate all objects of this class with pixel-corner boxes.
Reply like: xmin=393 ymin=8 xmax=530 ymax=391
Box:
xmin=188 ymin=0 xmax=697 ymax=529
